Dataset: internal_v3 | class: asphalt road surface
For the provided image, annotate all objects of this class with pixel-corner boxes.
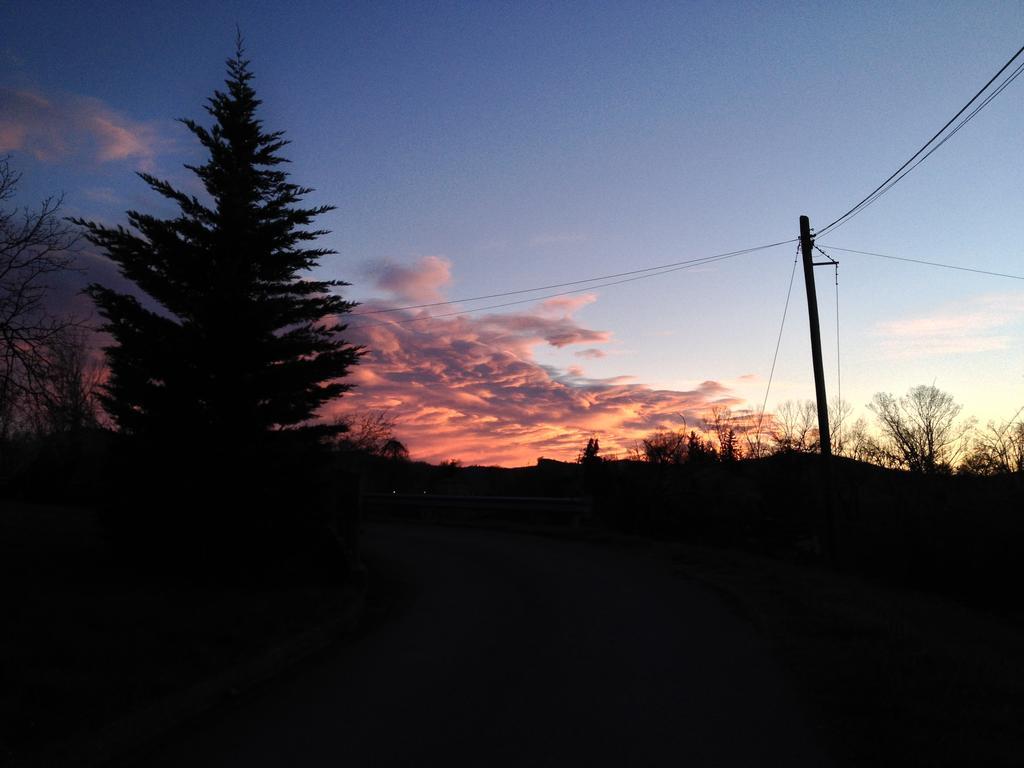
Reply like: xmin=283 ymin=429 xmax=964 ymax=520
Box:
xmin=142 ymin=523 xmax=833 ymax=767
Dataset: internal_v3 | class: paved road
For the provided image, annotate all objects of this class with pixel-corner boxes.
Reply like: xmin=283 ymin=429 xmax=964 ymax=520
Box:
xmin=144 ymin=524 xmax=832 ymax=767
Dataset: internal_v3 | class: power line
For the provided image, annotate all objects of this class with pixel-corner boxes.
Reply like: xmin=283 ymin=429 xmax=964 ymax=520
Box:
xmin=856 ymin=59 xmax=1024 ymax=219
xmin=821 ymin=58 xmax=1024 ymax=232
xmin=346 ymin=248 xmax=772 ymax=329
xmin=754 ymin=243 xmax=801 ymax=451
xmin=351 ymin=239 xmax=796 ymax=316
xmin=818 ymin=43 xmax=1024 ymax=238
xmin=811 ymin=244 xmax=843 ymax=446
xmin=348 ymin=237 xmax=794 ymax=327
xmin=829 ymin=252 xmax=842 ymax=447
xmin=817 ymin=244 xmax=1024 ymax=281
xmin=812 ymin=247 xmax=842 ymax=420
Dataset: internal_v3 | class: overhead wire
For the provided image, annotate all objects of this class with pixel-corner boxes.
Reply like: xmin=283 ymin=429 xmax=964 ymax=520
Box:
xmin=346 ymin=239 xmax=796 ymax=329
xmin=835 ymin=263 xmax=841 ymax=448
xmin=350 ymin=239 xmax=796 ymax=317
xmin=754 ymin=243 xmax=801 ymax=453
xmin=817 ymin=245 xmax=1024 ymax=281
xmin=342 ymin=43 xmax=1024 ymax=430
xmin=817 ymin=43 xmax=1024 ymax=238
xmin=820 ymin=57 xmax=1024 ymax=233
xmin=348 ymin=251 xmax=740 ymax=329
xmin=816 ymin=245 xmax=842 ymax=449
xmin=848 ymin=58 xmax=1024 ymax=221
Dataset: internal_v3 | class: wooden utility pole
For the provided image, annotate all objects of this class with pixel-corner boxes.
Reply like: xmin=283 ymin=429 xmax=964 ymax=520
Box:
xmin=799 ymin=215 xmax=831 ymax=456
xmin=800 ymin=215 xmax=837 ymax=565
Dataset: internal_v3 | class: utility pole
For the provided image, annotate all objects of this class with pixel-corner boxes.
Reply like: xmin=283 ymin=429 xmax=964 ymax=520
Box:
xmin=800 ymin=215 xmax=836 ymax=565
xmin=799 ymin=215 xmax=831 ymax=457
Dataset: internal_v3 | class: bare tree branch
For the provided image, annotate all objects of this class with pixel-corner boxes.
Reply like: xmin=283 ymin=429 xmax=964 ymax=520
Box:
xmin=962 ymin=406 xmax=1024 ymax=475
xmin=0 ymin=155 xmax=83 ymax=439
xmin=867 ymin=385 xmax=973 ymax=473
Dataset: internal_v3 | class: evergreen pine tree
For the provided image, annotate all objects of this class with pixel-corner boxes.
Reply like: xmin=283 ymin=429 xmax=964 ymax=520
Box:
xmin=687 ymin=430 xmax=714 ymax=464
xmin=579 ymin=437 xmax=601 ymax=464
xmin=75 ymin=44 xmax=362 ymax=550
xmin=721 ymin=428 xmax=738 ymax=462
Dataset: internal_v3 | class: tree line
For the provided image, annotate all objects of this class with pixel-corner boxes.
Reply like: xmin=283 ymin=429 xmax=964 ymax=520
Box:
xmin=0 ymin=158 xmax=99 ymax=442
xmin=581 ymin=386 xmax=1023 ymax=477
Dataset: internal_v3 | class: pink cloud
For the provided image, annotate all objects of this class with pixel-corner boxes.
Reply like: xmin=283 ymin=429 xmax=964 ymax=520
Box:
xmin=536 ymin=294 xmax=596 ymax=315
xmin=328 ymin=272 xmax=741 ymax=465
xmin=366 ymin=255 xmax=452 ymax=304
xmin=472 ymin=312 xmax=609 ymax=348
xmin=873 ymin=291 xmax=1024 ymax=359
xmin=0 ymin=88 xmax=163 ymax=168
xmin=575 ymin=348 xmax=606 ymax=359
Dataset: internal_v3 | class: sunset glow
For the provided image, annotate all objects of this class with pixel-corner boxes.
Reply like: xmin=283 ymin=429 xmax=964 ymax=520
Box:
xmin=2 ymin=2 xmax=1022 ymax=465
xmin=329 ymin=257 xmax=743 ymax=465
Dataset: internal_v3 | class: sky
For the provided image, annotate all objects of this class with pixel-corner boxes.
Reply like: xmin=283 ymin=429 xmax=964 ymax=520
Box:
xmin=2 ymin=1 xmax=1022 ymax=466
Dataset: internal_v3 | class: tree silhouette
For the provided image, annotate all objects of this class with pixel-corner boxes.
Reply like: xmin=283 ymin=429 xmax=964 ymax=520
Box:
xmin=868 ymin=385 xmax=972 ymax=473
xmin=769 ymin=400 xmax=819 ymax=453
xmin=75 ymin=43 xmax=362 ymax=551
xmin=1 ymin=156 xmax=81 ymax=441
xmin=77 ymin=45 xmax=360 ymax=451
xmin=720 ymin=428 xmax=738 ymax=462
xmin=578 ymin=437 xmax=601 ymax=465
xmin=961 ymin=407 xmax=1024 ymax=475
xmin=687 ymin=430 xmax=716 ymax=463
xmin=333 ymin=410 xmax=400 ymax=455
xmin=380 ymin=438 xmax=409 ymax=462
xmin=30 ymin=328 xmax=101 ymax=436
xmin=642 ymin=430 xmax=687 ymax=464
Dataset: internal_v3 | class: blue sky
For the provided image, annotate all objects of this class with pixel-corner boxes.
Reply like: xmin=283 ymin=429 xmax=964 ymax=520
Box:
xmin=2 ymin=1 xmax=1022 ymax=463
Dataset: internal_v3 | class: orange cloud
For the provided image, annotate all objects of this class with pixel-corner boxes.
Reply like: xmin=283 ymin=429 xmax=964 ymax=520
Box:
xmin=330 ymin=260 xmax=742 ymax=466
xmin=0 ymin=88 xmax=163 ymax=168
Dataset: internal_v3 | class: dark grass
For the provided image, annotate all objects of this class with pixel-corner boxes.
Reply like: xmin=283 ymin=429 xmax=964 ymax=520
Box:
xmin=0 ymin=501 xmax=354 ymax=767
xmin=672 ymin=542 xmax=1024 ymax=767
